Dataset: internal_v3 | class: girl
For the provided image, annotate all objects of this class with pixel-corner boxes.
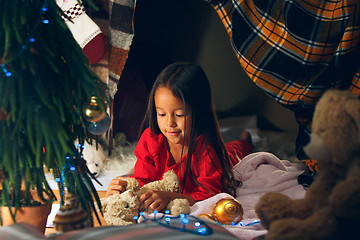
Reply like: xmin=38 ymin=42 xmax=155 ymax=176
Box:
xmin=106 ymin=62 xmax=253 ymax=212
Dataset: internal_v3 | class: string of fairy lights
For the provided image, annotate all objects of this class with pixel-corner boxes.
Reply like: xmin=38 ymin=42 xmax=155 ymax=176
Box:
xmin=136 ymin=211 xmax=213 ymax=236
xmin=133 ymin=211 xmax=260 ymax=235
xmin=55 ymin=155 xmax=77 ymax=206
xmin=1 ymin=1 xmax=50 ymax=78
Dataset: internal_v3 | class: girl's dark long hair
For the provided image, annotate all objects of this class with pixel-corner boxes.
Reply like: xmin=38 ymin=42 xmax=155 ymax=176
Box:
xmin=139 ymin=62 xmax=239 ymax=197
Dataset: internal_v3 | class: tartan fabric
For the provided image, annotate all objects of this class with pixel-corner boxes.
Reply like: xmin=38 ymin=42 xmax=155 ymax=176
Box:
xmin=205 ymin=0 xmax=360 ymax=122
xmin=106 ymin=0 xmax=136 ymax=152
xmin=108 ymin=0 xmax=136 ymax=94
xmin=302 ymin=159 xmax=319 ymax=172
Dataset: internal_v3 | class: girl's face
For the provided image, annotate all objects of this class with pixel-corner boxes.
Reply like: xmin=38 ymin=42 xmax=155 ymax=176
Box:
xmin=154 ymin=86 xmax=191 ymax=147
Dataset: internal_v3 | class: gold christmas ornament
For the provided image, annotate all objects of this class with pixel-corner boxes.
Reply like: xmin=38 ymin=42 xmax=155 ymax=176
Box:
xmin=212 ymin=197 xmax=243 ymax=225
xmin=82 ymin=96 xmax=106 ymax=123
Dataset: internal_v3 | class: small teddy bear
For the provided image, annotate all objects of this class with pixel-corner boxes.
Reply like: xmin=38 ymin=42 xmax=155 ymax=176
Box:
xmin=255 ymin=89 xmax=360 ymax=240
xmin=74 ymin=139 xmax=105 ymax=177
xmin=101 ymin=170 xmax=191 ymax=226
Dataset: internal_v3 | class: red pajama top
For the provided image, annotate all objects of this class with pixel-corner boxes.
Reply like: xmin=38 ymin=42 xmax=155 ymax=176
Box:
xmin=130 ymin=128 xmax=253 ymax=202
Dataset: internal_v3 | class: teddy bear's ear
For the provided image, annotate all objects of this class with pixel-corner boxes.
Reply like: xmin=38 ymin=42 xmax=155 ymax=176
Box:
xmin=161 ymin=170 xmax=179 ymax=192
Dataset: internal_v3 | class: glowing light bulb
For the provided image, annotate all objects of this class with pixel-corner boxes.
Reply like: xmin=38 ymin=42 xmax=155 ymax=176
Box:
xmin=198 ymin=227 xmax=207 ymax=234
xmin=181 ymin=218 xmax=189 ymax=224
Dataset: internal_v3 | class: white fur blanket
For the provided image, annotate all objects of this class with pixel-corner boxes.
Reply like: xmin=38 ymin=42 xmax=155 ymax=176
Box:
xmin=190 ymin=152 xmax=306 ymax=240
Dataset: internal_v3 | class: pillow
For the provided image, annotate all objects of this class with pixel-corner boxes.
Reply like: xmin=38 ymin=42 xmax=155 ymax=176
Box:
xmin=0 ymin=218 xmax=240 ymax=240
xmin=48 ymin=221 xmax=238 ymax=240
xmin=0 ymin=223 xmax=45 ymax=240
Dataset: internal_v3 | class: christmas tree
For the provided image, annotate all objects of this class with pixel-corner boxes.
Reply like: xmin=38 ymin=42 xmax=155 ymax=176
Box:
xmin=0 ymin=0 xmax=106 ymax=224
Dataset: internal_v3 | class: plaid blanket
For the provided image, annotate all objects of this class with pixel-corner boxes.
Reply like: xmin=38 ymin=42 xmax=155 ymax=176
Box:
xmin=99 ymin=0 xmax=136 ymax=151
xmin=205 ymin=0 xmax=360 ymax=122
xmin=108 ymin=0 xmax=136 ymax=98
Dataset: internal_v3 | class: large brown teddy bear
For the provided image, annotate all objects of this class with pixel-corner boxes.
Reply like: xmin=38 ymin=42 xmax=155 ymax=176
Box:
xmin=255 ymin=89 xmax=360 ymax=240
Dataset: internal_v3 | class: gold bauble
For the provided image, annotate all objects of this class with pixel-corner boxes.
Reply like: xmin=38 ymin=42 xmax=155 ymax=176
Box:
xmin=212 ymin=197 xmax=243 ymax=225
xmin=82 ymin=96 xmax=106 ymax=123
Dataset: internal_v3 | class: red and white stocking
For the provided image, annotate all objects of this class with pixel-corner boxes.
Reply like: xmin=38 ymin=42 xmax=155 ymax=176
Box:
xmin=56 ymin=0 xmax=105 ymax=64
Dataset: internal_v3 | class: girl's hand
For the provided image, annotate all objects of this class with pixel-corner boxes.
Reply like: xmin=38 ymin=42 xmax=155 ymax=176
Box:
xmin=139 ymin=190 xmax=172 ymax=212
xmin=105 ymin=177 xmax=128 ymax=197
